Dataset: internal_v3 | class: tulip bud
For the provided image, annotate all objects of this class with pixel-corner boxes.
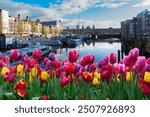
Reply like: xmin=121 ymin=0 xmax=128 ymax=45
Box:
xmin=110 ymin=53 xmax=116 ymax=64
xmin=33 ymin=49 xmax=42 ymax=61
xmin=48 ymin=52 xmax=55 ymax=61
xmin=21 ymin=54 xmax=28 ymax=63
xmin=60 ymin=77 xmax=69 ymax=88
xmin=42 ymin=96 xmax=49 ymax=100
xmin=10 ymin=49 xmax=19 ymax=61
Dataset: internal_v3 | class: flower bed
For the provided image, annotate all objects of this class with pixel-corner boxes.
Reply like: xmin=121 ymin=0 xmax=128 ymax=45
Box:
xmin=0 ymin=48 xmax=150 ymax=100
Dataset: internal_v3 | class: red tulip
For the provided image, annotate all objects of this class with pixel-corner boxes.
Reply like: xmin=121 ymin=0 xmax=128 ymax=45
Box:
xmin=42 ymin=96 xmax=49 ymax=100
xmin=60 ymin=77 xmax=69 ymax=88
xmin=128 ymin=48 xmax=139 ymax=65
xmin=52 ymin=59 xmax=60 ymax=69
xmin=138 ymin=80 xmax=150 ymax=95
xmin=110 ymin=53 xmax=116 ymax=64
xmin=10 ymin=49 xmax=19 ymax=61
xmin=101 ymin=64 xmax=113 ymax=82
xmin=14 ymin=79 xmax=28 ymax=97
xmin=64 ymin=63 xmax=75 ymax=74
xmin=68 ymin=50 xmax=79 ymax=63
xmin=82 ymin=71 xmax=93 ymax=83
xmin=56 ymin=68 xmax=62 ymax=78
xmin=32 ymin=49 xmax=42 ymax=61
xmin=27 ymin=58 xmax=36 ymax=68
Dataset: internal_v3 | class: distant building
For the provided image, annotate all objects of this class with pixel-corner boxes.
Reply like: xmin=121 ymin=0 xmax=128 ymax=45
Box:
xmin=42 ymin=20 xmax=62 ymax=36
xmin=0 ymin=9 xmax=9 ymax=34
xmin=8 ymin=16 xmax=15 ymax=34
xmin=121 ymin=9 xmax=150 ymax=39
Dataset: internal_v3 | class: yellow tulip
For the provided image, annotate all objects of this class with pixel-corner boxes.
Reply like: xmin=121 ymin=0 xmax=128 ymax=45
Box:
xmin=1 ymin=67 xmax=10 ymax=76
xmin=93 ymin=77 xmax=100 ymax=86
xmin=144 ymin=72 xmax=150 ymax=83
xmin=126 ymin=72 xmax=132 ymax=82
xmin=94 ymin=72 xmax=101 ymax=80
xmin=17 ymin=64 xmax=24 ymax=73
xmin=41 ymin=71 xmax=49 ymax=81
xmin=29 ymin=67 xmax=37 ymax=82
xmin=17 ymin=64 xmax=24 ymax=77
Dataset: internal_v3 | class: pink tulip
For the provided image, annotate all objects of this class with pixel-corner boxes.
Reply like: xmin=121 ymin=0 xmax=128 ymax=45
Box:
xmin=87 ymin=54 xmax=95 ymax=65
xmin=80 ymin=56 xmax=87 ymax=66
xmin=60 ymin=77 xmax=69 ymax=88
xmin=146 ymin=58 xmax=150 ymax=64
xmin=123 ymin=56 xmax=131 ymax=66
xmin=128 ymin=48 xmax=139 ymax=65
xmin=43 ymin=57 xmax=49 ymax=66
xmin=133 ymin=56 xmax=146 ymax=73
xmin=104 ymin=56 xmax=109 ymax=65
xmin=2 ymin=56 xmax=10 ymax=65
xmin=10 ymin=49 xmax=19 ymax=61
xmin=0 ymin=60 xmax=6 ymax=67
xmin=80 ymin=54 xmax=95 ymax=66
xmin=110 ymin=53 xmax=116 ymax=64
xmin=4 ymin=71 xmax=16 ymax=83
xmin=32 ymin=49 xmax=42 ymax=61
xmin=68 ymin=50 xmax=79 ymax=63
xmin=27 ymin=58 xmax=36 ymax=68
xmin=21 ymin=54 xmax=28 ymax=63
xmin=115 ymin=63 xmax=125 ymax=74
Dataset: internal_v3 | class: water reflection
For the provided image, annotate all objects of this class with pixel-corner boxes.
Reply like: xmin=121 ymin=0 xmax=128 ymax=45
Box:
xmin=54 ymin=39 xmax=122 ymax=63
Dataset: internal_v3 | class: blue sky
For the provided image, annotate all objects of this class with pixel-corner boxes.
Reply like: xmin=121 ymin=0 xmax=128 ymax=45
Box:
xmin=0 ymin=0 xmax=150 ymax=28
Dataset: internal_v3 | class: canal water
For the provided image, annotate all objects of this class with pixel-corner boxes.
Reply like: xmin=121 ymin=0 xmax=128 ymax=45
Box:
xmin=53 ymin=38 xmax=123 ymax=63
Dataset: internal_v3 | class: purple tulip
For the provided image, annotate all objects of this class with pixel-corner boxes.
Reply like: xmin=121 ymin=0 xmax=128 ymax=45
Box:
xmin=48 ymin=52 xmax=55 ymax=61
xmin=97 ymin=59 xmax=105 ymax=68
xmin=146 ymin=64 xmax=150 ymax=72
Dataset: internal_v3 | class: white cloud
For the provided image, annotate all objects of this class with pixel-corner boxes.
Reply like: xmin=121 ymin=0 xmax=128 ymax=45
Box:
xmin=62 ymin=19 xmax=119 ymax=28
xmin=133 ymin=0 xmax=150 ymax=7
xmin=0 ymin=0 xmax=128 ymax=28
xmin=96 ymin=2 xmax=128 ymax=8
